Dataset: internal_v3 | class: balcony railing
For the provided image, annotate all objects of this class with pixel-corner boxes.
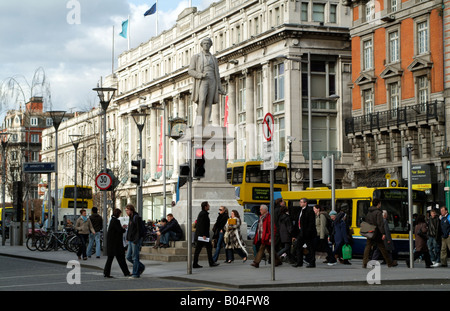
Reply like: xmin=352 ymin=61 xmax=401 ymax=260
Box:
xmin=345 ymin=100 xmax=444 ymax=135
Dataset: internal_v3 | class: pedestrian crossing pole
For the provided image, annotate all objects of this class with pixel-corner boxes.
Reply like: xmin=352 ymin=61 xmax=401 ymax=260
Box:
xmin=402 ymin=144 xmax=414 ymax=268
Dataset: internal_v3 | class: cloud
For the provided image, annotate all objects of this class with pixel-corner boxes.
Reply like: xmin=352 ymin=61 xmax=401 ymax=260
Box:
xmin=0 ymin=0 xmax=217 ymax=113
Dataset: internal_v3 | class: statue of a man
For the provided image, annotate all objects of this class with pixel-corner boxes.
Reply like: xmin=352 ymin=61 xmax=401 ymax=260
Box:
xmin=188 ymin=37 xmax=226 ymax=128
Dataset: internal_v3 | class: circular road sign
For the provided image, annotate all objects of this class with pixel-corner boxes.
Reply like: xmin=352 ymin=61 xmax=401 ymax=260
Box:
xmin=263 ymin=113 xmax=274 ymax=142
xmin=96 ymin=172 xmax=112 ymax=190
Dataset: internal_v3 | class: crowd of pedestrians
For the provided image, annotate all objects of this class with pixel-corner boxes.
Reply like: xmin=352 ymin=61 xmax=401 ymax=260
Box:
xmin=68 ymin=198 xmax=450 ymax=278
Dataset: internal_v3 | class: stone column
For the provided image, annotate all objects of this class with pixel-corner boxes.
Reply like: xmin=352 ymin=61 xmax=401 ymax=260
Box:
xmin=150 ymin=104 xmax=158 ymax=179
xmin=226 ymin=75 xmax=237 ymax=161
xmin=245 ymin=68 xmax=256 ymax=160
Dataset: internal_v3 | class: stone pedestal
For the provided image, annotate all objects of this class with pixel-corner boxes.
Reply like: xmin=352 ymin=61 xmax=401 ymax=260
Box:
xmin=172 ymin=125 xmax=246 ymax=238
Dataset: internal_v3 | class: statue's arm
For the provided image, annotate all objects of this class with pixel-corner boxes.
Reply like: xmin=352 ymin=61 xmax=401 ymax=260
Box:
xmin=188 ymin=55 xmax=205 ymax=79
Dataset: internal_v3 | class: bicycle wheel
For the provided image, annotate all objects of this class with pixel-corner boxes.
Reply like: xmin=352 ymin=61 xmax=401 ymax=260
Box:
xmin=68 ymin=235 xmax=81 ymax=253
xmin=36 ymin=235 xmax=51 ymax=251
xmin=26 ymin=235 xmax=40 ymax=251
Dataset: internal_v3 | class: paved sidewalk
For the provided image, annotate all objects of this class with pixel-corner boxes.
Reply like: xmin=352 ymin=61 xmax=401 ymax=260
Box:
xmin=1 ymin=243 xmax=449 ymax=289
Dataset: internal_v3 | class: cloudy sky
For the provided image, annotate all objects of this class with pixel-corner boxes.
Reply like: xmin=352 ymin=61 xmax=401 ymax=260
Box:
xmin=0 ymin=0 xmax=215 ymax=115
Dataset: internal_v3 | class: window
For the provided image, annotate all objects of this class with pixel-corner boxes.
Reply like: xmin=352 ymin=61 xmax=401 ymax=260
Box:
xmin=301 ymin=3 xmax=308 ymax=21
xmin=30 ymin=117 xmax=38 ymax=126
xmin=238 ymin=125 xmax=246 ymax=160
xmin=46 ymin=118 xmax=53 ymax=127
xmin=389 ymin=82 xmax=400 ymax=116
xmin=363 ymin=39 xmax=373 ymax=70
xmin=232 ymin=166 xmax=244 ymax=184
xmin=389 ymin=31 xmax=399 ymax=63
xmin=238 ymin=77 xmax=246 ymax=123
xmin=274 ymin=62 xmax=285 ymax=101
xmin=417 ymin=21 xmax=428 ymax=54
xmin=275 ymin=116 xmax=285 ymax=156
xmin=31 ymin=134 xmax=39 ymax=143
xmin=313 ymin=3 xmax=325 ymax=22
xmin=330 ymin=4 xmax=337 ymax=23
xmin=365 ymin=1 xmax=375 ymax=22
xmin=418 ymin=76 xmax=428 ymax=107
xmin=32 ymin=151 xmax=39 ymax=162
xmin=390 ymin=0 xmax=398 ymax=12
xmin=256 ymin=70 xmax=264 ymax=119
xmin=302 ymin=115 xmax=337 ymax=160
xmin=364 ymin=89 xmax=374 ymax=116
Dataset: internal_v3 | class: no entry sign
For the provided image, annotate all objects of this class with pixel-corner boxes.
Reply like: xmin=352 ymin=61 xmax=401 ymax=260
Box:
xmin=263 ymin=113 xmax=274 ymax=142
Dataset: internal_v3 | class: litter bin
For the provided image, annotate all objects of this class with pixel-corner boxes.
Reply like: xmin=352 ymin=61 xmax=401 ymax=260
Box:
xmin=10 ymin=222 xmax=23 ymax=246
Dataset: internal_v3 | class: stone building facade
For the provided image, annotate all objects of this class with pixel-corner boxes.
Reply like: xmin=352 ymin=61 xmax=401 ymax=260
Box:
xmin=42 ymin=0 xmax=354 ymax=221
xmin=343 ymin=0 xmax=448 ymax=204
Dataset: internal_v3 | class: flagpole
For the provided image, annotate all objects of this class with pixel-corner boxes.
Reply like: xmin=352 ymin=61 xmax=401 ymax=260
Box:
xmin=112 ymin=25 xmax=115 ymax=75
xmin=128 ymin=14 xmax=130 ymax=50
xmin=156 ymin=0 xmax=159 ymax=35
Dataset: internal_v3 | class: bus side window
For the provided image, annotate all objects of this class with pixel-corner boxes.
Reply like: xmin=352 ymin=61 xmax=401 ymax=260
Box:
xmin=356 ymin=200 xmax=371 ymax=227
xmin=318 ymin=200 xmax=331 ymax=212
xmin=232 ymin=167 xmax=244 ymax=184
xmin=336 ymin=199 xmax=352 ymax=227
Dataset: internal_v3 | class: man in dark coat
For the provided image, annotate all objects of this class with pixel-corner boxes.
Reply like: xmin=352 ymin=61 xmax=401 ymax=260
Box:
xmin=125 ymin=204 xmax=146 ymax=278
xmin=362 ymin=199 xmax=397 ymax=268
xmin=193 ymin=201 xmax=220 ymax=268
xmin=292 ymin=198 xmax=317 ymax=268
xmin=103 ymin=208 xmax=130 ymax=278
xmin=87 ymin=207 xmax=103 ymax=258
xmin=159 ymin=213 xmax=183 ymax=247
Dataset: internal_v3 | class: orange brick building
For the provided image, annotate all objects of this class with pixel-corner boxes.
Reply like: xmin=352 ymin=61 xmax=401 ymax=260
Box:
xmin=343 ymin=0 xmax=447 ymax=204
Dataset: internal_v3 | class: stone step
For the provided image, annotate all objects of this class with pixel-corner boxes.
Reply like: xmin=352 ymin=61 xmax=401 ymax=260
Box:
xmin=140 ymin=240 xmax=255 ymax=262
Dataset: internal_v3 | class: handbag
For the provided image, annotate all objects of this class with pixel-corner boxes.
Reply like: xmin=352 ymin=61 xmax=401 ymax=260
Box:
xmin=342 ymin=244 xmax=352 ymax=260
xmin=360 ymin=221 xmax=377 ymax=239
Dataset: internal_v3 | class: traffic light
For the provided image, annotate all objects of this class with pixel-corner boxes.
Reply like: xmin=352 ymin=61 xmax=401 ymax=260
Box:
xmin=193 ymin=147 xmax=205 ymax=178
xmin=131 ymin=159 xmax=144 ymax=186
xmin=179 ymin=162 xmax=190 ymax=177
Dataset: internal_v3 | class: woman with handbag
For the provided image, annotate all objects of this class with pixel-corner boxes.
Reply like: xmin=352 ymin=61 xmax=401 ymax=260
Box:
xmin=224 ymin=210 xmax=248 ymax=263
xmin=407 ymin=214 xmax=433 ymax=268
xmin=333 ymin=210 xmax=351 ymax=265
xmin=74 ymin=209 xmax=95 ymax=260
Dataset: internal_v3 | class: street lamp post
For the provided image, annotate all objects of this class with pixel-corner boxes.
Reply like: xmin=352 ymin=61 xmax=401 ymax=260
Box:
xmin=69 ymin=134 xmax=83 ymax=217
xmin=49 ymin=111 xmax=66 ymax=231
xmin=93 ymin=86 xmax=116 ymax=256
xmin=1 ymin=132 xmax=9 ymax=246
xmin=131 ymin=104 xmax=148 ymax=217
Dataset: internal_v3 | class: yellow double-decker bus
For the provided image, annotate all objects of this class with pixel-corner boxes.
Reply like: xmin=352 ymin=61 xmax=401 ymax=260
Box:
xmin=227 ymin=161 xmax=288 ymax=214
xmin=277 ymin=187 xmax=427 ymax=256
xmin=44 ymin=185 xmax=94 ymax=226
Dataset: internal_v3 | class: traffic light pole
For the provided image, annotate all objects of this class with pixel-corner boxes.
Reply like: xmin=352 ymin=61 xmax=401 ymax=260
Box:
xmin=187 ymin=139 xmax=193 ymax=275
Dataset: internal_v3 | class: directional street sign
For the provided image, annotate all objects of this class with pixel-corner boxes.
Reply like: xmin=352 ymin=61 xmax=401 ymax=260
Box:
xmin=263 ymin=113 xmax=274 ymax=142
xmin=262 ymin=141 xmax=275 ymax=170
xmin=23 ymin=162 xmax=55 ymax=174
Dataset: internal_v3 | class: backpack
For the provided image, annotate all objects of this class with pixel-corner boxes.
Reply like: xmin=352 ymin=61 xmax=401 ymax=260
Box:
xmin=325 ymin=214 xmax=333 ymax=237
xmin=138 ymin=216 xmax=147 ymax=238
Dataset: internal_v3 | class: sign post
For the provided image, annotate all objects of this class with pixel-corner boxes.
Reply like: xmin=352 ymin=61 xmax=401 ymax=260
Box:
xmin=262 ymin=113 xmax=276 ymax=281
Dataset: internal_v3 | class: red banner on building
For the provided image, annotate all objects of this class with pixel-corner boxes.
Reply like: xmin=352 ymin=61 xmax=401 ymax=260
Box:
xmin=157 ymin=115 xmax=163 ymax=172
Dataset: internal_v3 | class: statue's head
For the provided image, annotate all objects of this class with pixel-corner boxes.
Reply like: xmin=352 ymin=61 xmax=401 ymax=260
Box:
xmin=200 ymin=37 xmax=213 ymax=51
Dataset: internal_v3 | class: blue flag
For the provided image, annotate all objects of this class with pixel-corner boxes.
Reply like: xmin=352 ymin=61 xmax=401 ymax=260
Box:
xmin=119 ymin=19 xmax=128 ymax=38
xmin=144 ymin=3 xmax=156 ymax=16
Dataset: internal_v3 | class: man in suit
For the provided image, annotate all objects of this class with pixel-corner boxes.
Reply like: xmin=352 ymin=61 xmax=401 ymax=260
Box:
xmin=188 ymin=37 xmax=226 ymax=129
xmin=193 ymin=201 xmax=220 ymax=268
xmin=292 ymin=198 xmax=317 ymax=268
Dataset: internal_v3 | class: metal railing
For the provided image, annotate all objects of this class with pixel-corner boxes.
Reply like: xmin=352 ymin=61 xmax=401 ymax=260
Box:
xmin=345 ymin=100 xmax=444 ymax=135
